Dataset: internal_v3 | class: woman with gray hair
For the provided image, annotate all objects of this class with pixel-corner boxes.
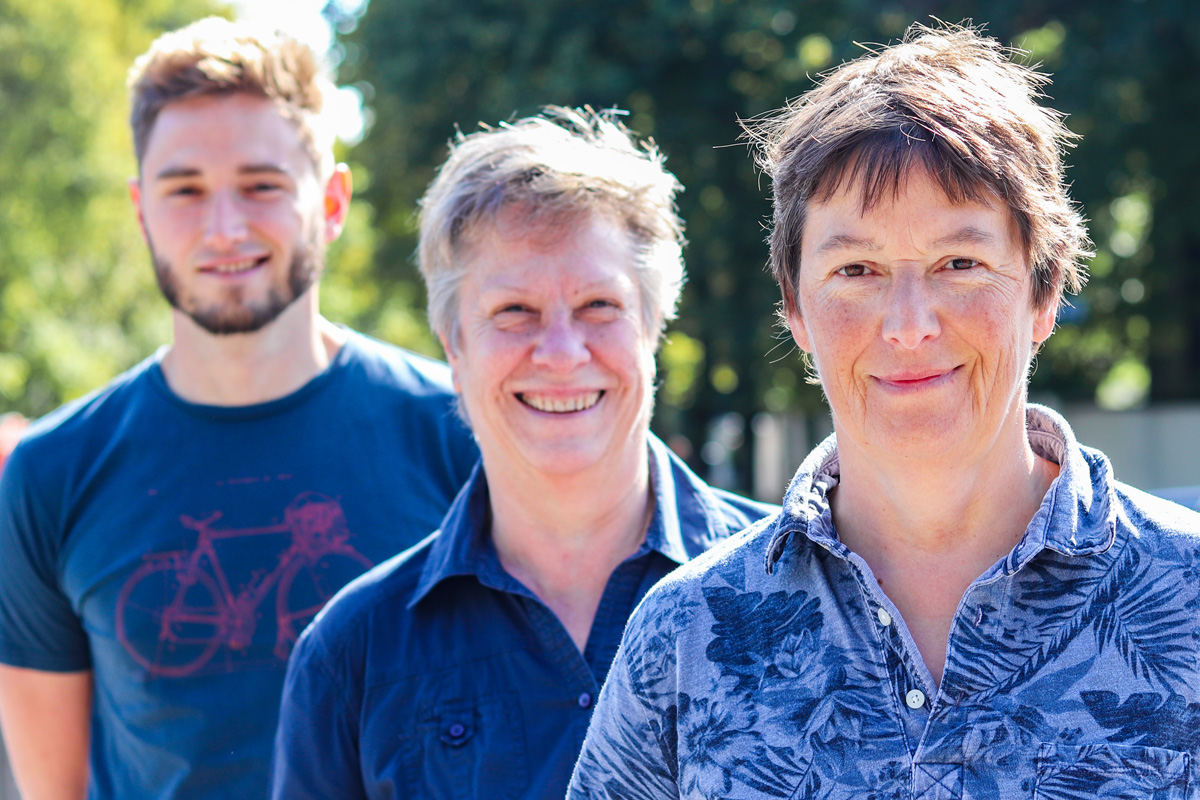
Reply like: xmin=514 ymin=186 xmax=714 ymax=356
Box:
xmin=270 ymin=107 xmax=775 ymax=799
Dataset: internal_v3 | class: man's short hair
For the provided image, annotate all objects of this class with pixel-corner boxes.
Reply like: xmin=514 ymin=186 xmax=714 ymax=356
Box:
xmin=128 ymin=16 xmax=336 ymax=178
xmin=747 ymin=22 xmax=1091 ymax=316
xmin=418 ymin=106 xmax=686 ymax=346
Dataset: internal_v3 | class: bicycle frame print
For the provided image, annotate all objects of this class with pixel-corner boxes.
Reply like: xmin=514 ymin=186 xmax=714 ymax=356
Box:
xmin=115 ymin=492 xmax=372 ymax=678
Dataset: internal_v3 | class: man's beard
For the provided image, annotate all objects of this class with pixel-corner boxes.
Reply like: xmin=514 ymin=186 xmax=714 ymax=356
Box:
xmin=150 ymin=236 xmax=323 ymax=336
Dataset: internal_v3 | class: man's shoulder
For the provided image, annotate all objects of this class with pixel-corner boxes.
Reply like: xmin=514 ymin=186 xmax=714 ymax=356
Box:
xmin=339 ymin=329 xmax=456 ymax=399
xmin=8 ymin=355 xmax=160 ymax=469
xmin=336 ymin=330 xmax=476 ymax=467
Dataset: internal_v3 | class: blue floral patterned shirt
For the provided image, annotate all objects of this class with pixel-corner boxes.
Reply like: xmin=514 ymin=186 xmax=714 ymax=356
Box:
xmin=270 ymin=435 xmax=775 ymax=800
xmin=568 ymin=406 xmax=1200 ymax=800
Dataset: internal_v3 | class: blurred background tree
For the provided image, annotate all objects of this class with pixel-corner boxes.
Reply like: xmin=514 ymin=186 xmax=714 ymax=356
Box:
xmin=3 ymin=0 xmax=1197 ymax=490
xmin=330 ymin=0 xmax=1199 ymax=484
xmin=0 ymin=0 xmax=224 ymax=413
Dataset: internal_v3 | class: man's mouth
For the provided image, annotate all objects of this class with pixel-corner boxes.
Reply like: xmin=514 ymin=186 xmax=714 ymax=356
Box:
xmin=203 ymin=256 xmax=268 ymax=274
xmin=517 ymin=391 xmax=603 ymax=413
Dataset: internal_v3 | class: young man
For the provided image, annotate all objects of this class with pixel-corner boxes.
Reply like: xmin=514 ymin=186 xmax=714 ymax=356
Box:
xmin=0 ymin=18 xmax=478 ymax=800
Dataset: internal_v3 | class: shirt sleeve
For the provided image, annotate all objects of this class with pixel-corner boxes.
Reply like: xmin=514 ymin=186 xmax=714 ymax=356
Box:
xmin=0 ymin=442 xmax=91 ymax=671
xmin=271 ymin=625 xmax=367 ymax=800
xmin=568 ymin=600 xmax=680 ymax=799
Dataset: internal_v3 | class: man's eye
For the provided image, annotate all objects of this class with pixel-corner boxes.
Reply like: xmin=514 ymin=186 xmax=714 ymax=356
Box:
xmin=247 ymin=182 xmax=283 ymax=194
xmin=168 ymin=186 xmax=201 ymax=197
xmin=948 ymin=258 xmax=980 ymax=270
xmin=837 ymin=264 xmax=869 ymax=277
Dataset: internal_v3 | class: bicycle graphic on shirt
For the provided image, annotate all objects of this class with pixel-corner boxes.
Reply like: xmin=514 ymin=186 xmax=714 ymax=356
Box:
xmin=116 ymin=492 xmax=372 ymax=678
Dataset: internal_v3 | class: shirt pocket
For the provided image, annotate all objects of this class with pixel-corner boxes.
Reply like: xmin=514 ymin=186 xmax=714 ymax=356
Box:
xmin=397 ymin=691 xmax=529 ymax=799
xmin=1034 ymin=742 xmax=1190 ymax=799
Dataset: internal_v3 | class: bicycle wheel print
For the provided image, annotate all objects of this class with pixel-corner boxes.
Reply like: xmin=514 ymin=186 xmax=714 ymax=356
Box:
xmin=274 ymin=548 xmax=373 ymax=659
xmin=116 ymin=561 xmax=225 ymax=677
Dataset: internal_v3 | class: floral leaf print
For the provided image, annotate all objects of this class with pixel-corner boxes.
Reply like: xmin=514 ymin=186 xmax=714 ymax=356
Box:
xmin=703 ymin=586 xmax=823 ymax=692
xmin=1034 ymin=743 xmax=1190 ymax=800
xmin=1090 ymin=549 xmax=1196 ymax=689
xmin=569 ymin=706 xmax=678 ymax=800
xmin=676 ymin=688 xmax=807 ymax=798
xmin=946 ymin=558 xmax=1100 ymax=701
xmin=1012 ymin=652 xmax=1097 ymax=706
xmin=951 ymin=543 xmax=1197 ymax=704
xmin=622 ymin=583 xmax=702 ymax=705
xmin=1081 ymin=691 xmax=1200 ymax=751
xmin=566 ymin=409 xmax=1200 ymax=800
xmin=804 ymin=687 xmax=902 ymax=754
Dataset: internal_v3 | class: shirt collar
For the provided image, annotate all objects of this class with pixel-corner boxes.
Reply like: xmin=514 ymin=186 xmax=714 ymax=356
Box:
xmin=408 ymin=460 xmax=499 ymax=608
xmin=763 ymin=404 xmax=1118 ymax=575
xmin=409 ymin=434 xmax=735 ymax=607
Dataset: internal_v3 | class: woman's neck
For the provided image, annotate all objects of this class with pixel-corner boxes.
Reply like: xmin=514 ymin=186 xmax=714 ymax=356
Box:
xmin=486 ymin=446 xmax=654 ymax=652
xmin=829 ymin=417 xmax=1059 ymax=685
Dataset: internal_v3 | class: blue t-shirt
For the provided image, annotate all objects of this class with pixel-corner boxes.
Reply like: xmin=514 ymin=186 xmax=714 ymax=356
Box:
xmin=0 ymin=330 xmax=479 ymax=799
xmin=270 ymin=435 xmax=777 ymax=800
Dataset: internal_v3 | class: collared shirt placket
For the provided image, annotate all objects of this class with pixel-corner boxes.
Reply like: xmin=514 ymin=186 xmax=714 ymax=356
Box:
xmin=827 ymin=531 xmax=1034 ymax=800
xmin=511 ymin=552 xmax=661 ymax=734
xmin=839 ymin=549 xmax=948 ymax=796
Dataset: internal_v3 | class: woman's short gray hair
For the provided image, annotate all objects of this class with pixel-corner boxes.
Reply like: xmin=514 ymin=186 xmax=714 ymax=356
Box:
xmin=418 ymin=106 xmax=686 ymax=347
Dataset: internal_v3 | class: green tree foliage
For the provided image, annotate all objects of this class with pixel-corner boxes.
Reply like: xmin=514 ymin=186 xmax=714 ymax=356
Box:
xmin=336 ymin=0 xmax=1200 ymax=472
xmin=998 ymin=6 xmax=1200 ymax=408
xmin=6 ymin=0 xmax=1196 ymax=468
xmin=0 ymin=0 xmax=223 ymax=415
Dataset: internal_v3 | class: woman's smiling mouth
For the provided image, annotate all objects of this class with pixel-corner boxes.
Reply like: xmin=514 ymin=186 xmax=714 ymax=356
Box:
xmin=517 ymin=391 xmax=603 ymax=413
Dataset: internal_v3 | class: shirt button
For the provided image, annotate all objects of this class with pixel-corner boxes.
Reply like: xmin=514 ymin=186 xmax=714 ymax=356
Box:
xmin=578 ymin=693 xmax=593 ymax=709
xmin=876 ymin=608 xmax=892 ymax=627
xmin=905 ymin=689 xmax=926 ymax=709
xmin=448 ymin=723 xmax=466 ymax=738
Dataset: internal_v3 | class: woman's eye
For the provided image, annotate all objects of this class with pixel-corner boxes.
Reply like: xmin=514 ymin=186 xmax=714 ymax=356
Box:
xmin=948 ymin=258 xmax=980 ymax=271
xmin=837 ymin=264 xmax=869 ymax=277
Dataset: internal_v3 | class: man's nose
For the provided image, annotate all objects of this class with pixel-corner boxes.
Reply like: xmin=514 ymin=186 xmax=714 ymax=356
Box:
xmin=203 ymin=190 xmax=249 ymax=249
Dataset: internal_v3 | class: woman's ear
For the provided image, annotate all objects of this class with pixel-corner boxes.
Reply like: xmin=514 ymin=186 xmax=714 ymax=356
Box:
xmin=1032 ymin=291 xmax=1060 ymax=346
xmin=786 ymin=308 xmax=812 ymax=353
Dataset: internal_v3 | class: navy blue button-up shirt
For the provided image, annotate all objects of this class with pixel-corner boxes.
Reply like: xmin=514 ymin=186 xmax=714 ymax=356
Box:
xmin=569 ymin=406 xmax=1200 ymax=799
xmin=271 ymin=435 xmax=776 ymax=800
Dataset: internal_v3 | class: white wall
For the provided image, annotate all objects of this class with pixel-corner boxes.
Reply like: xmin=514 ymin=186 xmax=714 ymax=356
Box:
xmin=1059 ymin=403 xmax=1200 ymax=491
xmin=751 ymin=402 xmax=1200 ymax=503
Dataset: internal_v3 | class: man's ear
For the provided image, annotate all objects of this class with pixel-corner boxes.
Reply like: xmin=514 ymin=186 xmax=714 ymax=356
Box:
xmin=322 ymin=164 xmax=353 ymax=243
xmin=128 ymin=177 xmax=149 ymax=244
